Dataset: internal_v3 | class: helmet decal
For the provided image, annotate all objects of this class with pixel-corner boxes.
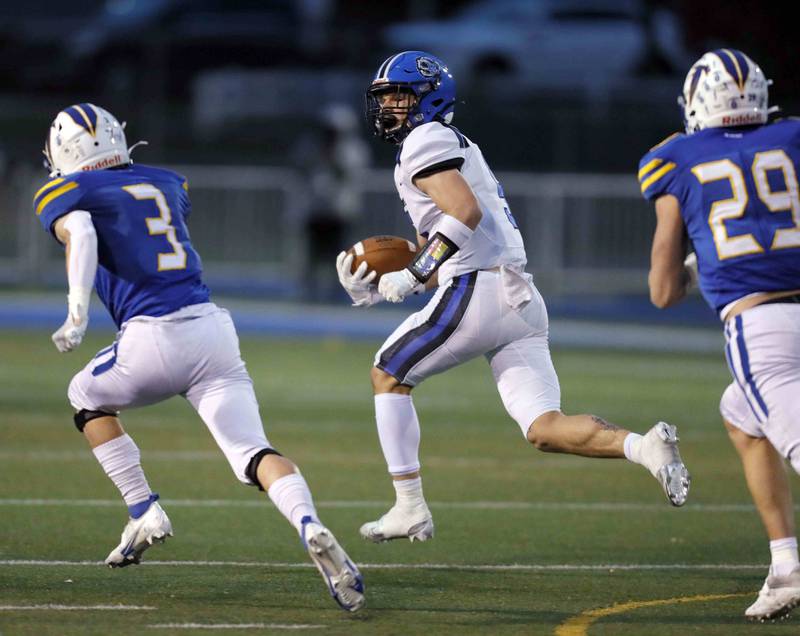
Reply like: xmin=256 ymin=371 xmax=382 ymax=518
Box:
xmin=416 ymin=56 xmax=440 ymax=78
xmin=713 ymin=48 xmax=750 ymax=92
xmin=687 ymin=64 xmax=709 ymax=106
xmin=64 ymin=103 xmax=98 ymax=137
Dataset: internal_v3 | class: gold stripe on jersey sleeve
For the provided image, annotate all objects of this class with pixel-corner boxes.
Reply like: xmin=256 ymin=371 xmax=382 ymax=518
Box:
xmin=35 ymin=181 xmax=79 ymax=215
xmin=33 ymin=177 xmax=65 ymax=203
xmin=638 ymin=158 xmax=663 ymax=181
xmin=640 ymin=162 xmax=676 ymax=193
xmin=182 ymin=180 xmax=189 ymax=192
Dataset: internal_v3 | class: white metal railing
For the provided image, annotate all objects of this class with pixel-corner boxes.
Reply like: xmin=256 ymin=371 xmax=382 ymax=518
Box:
xmin=7 ymin=165 xmax=653 ymax=296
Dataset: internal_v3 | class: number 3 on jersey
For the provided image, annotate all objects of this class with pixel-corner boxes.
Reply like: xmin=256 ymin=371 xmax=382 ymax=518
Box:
xmin=692 ymin=150 xmax=800 ymax=260
xmin=122 ymin=184 xmax=187 ymax=271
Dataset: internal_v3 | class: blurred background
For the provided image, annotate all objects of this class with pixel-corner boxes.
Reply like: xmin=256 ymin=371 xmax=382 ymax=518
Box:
xmin=0 ymin=0 xmax=794 ymax=345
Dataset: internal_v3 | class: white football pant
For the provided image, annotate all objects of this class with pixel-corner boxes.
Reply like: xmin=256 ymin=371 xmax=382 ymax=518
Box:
xmin=720 ymin=303 xmax=800 ymax=473
xmin=68 ymin=303 xmax=271 ymax=484
xmin=375 ymin=267 xmax=561 ymax=436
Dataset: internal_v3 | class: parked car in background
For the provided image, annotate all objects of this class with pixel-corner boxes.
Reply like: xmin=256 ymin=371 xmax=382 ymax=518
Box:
xmin=60 ymin=0 xmax=302 ymax=97
xmin=382 ymin=0 xmax=690 ymax=89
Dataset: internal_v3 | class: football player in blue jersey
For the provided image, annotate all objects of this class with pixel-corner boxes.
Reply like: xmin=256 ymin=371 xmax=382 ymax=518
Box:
xmin=34 ymin=103 xmax=364 ymax=612
xmin=641 ymin=50 xmax=800 ymax=621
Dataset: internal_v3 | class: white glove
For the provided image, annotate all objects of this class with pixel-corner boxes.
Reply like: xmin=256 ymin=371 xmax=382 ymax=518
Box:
xmin=52 ymin=307 xmax=88 ymax=353
xmin=378 ymin=268 xmax=425 ymax=303
xmin=683 ymin=252 xmax=698 ymax=289
xmin=336 ymin=251 xmax=382 ymax=307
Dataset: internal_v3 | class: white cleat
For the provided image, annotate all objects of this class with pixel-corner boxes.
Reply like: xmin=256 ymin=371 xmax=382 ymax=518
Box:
xmin=745 ymin=567 xmax=800 ymax=622
xmin=105 ymin=497 xmax=173 ymax=568
xmin=359 ymin=503 xmax=434 ymax=543
xmin=301 ymin=517 xmax=365 ymax=613
xmin=640 ymin=422 xmax=691 ymax=507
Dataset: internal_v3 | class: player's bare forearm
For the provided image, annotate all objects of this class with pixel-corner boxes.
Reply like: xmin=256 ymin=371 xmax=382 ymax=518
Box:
xmin=414 ymin=169 xmax=482 ymax=229
xmin=649 ymin=195 xmax=689 ymax=308
xmin=649 ymin=268 xmax=689 ymax=308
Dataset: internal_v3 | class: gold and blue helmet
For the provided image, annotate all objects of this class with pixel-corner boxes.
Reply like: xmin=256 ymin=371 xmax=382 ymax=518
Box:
xmin=366 ymin=51 xmax=456 ymax=144
xmin=679 ymin=49 xmax=775 ymax=134
xmin=44 ymin=103 xmax=130 ymax=177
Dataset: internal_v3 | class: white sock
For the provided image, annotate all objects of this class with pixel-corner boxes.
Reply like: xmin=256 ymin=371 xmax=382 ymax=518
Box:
xmin=770 ymin=537 xmax=800 ymax=578
xmin=375 ymin=393 xmax=421 ymax=475
xmin=623 ymin=433 xmax=644 ymax=464
xmin=393 ymin=476 xmax=426 ymax=509
xmin=267 ymin=473 xmax=318 ymax=535
xmin=92 ymin=434 xmax=152 ymax=508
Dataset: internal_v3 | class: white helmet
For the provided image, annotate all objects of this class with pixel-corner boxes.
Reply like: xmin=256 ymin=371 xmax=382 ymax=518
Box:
xmin=44 ymin=103 xmax=130 ymax=177
xmin=679 ymin=49 xmax=775 ymax=134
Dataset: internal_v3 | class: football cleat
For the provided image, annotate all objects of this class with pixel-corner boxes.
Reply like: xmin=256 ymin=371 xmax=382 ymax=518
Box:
xmin=301 ymin=517 xmax=365 ymax=612
xmin=359 ymin=502 xmax=434 ymax=543
xmin=105 ymin=496 xmax=173 ymax=568
xmin=640 ymin=422 xmax=691 ymax=507
xmin=745 ymin=567 xmax=800 ymax=622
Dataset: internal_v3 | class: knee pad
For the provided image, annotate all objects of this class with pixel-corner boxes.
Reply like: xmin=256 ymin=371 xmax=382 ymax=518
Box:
xmin=790 ymin=449 xmax=800 ymax=476
xmin=244 ymin=447 xmax=283 ymax=490
xmin=73 ymin=409 xmax=116 ymax=433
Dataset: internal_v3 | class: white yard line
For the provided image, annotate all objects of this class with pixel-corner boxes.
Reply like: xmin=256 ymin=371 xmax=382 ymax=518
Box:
xmin=0 ymin=450 xmax=221 ymax=461
xmin=147 ymin=624 xmax=324 ymax=631
xmin=0 ymin=559 xmax=765 ymax=572
xmin=0 ymin=604 xmax=156 ymax=611
xmin=0 ymin=498 xmax=766 ymax=512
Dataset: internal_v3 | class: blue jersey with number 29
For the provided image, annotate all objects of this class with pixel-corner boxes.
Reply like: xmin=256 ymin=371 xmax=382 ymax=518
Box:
xmin=34 ymin=164 xmax=210 ymax=327
xmin=638 ymin=119 xmax=800 ymax=314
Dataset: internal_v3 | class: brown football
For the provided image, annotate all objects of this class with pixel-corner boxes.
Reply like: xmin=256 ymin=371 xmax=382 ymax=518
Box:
xmin=347 ymin=235 xmax=418 ymax=280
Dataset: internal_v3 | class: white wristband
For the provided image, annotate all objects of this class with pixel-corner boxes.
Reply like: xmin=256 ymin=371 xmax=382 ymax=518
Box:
xmin=436 ymin=214 xmax=474 ymax=249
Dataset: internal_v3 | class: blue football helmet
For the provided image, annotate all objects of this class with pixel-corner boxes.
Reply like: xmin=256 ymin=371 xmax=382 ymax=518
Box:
xmin=366 ymin=51 xmax=456 ymax=144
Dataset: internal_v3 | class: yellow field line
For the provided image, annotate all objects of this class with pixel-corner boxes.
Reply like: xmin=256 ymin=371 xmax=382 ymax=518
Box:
xmin=554 ymin=593 xmax=751 ymax=636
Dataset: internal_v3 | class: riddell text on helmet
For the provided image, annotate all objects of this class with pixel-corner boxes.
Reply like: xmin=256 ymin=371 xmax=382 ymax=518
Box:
xmin=82 ymin=154 xmax=123 ymax=171
xmin=722 ymin=114 xmax=762 ymax=126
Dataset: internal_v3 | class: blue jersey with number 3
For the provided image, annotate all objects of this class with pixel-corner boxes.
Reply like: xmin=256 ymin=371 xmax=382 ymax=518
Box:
xmin=34 ymin=164 xmax=210 ymax=327
xmin=638 ymin=119 xmax=800 ymax=314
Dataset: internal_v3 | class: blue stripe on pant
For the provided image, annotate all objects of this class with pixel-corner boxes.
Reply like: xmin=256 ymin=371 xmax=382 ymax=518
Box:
xmin=378 ymin=272 xmax=477 ymax=384
xmin=734 ymin=315 xmax=769 ymax=419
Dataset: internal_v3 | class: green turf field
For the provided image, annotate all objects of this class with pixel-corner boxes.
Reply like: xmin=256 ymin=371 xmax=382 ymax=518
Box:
xmin=1 ymin=330 xmax=798 ymax=635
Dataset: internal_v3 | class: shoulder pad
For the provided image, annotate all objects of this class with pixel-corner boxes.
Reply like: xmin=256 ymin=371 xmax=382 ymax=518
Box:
xmin=33 ymin=176 xmax=81 ymax=217
xmin=638 ymin=139 xmax=681 ymax=201
xmin=648 ymin=131 xmax=683 ymax=152
xmin=401 ymin=122 xmax=467 ymax=180
xmin=33 ymin=175 xmax=85 ymax=235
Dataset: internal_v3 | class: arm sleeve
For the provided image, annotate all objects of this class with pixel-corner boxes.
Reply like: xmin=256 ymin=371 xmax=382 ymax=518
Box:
xmin=62 ymin=210 xmax=98 ymax=319
xmin=401 ymin=123 xmax=467 ymax=182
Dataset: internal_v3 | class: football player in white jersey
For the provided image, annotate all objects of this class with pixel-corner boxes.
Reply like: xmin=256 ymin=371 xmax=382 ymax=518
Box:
xmin=35 ymin=103 xmax=364 ymax=612
xmin=643 ymin=49 xmax=800 ymax=621
xmin=335 ymin=51 xmax=691 ymax=544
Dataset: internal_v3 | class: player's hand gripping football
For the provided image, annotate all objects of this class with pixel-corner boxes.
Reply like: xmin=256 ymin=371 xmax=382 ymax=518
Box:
xmin=336 ymin=252 xmax=382 ymax=307
xmin=378 ymin=269 xmax=425 ymax=303
xmin=52 ymin=305 xmax=88 ymax=353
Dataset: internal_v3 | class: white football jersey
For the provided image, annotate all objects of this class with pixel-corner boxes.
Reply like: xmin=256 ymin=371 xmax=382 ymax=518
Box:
xmin=394 ymin=121 xmax=527 ymax=284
